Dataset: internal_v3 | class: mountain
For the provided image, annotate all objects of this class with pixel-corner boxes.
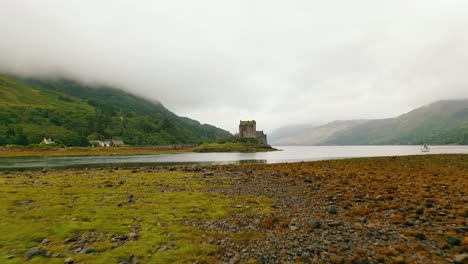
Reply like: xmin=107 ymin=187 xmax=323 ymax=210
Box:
xmin=0 ymin=74 xmax=231 ymax=146
xmin=270 ymin=99 xmax=468 ymax=145
xmin=269 ymin=120 xmax=367 ymax=145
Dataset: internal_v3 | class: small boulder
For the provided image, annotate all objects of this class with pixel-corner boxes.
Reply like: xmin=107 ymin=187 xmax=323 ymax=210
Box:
xmin=309 ymin=219 xmax=322 ymax=229
xmin=24 ymin=247 xmax=41 ymax=260
xmin=127 ymin=194 xmax=135 ymax=203
xmin=128 ymin=232 xmax=138 ymax=241
xmin=64 ymin=257 xmax=75 ymax=263
xmin=327 ymin=205 xmax=337 ymax=214
xmin=414 ymin=232 xmax=426 ymax=240
xmin=454 ymin=254 xmax=467 ymax=264
xmin=289 ymin=224 xmax=299 ymax=231
xmin=447 ymin=236 xmax=461 ymax=246
xmin=78 ymin=248 xmax=93 ymax=254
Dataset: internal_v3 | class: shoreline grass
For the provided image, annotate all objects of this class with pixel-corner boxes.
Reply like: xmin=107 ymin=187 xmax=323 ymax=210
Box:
xmin=0 ymin=168 xmax=271 ymax=263
xmin=0 ymin=147 xmax=195 ymax=157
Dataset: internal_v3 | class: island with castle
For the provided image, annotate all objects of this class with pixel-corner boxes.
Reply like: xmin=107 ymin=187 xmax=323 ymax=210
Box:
xmin=193 ymin=120 xmax=277 ymax=152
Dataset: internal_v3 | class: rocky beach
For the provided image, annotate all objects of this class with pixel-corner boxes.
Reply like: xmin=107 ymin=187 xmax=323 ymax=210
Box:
xmin=0 ymin=154 xmax=466 ymax=263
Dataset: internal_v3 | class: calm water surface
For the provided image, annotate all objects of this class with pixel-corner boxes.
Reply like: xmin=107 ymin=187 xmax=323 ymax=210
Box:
xmin=1 ymin=145 xmax=467 ymax=170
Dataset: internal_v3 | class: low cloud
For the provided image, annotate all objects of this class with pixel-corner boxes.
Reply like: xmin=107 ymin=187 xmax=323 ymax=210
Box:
xmin=1 ymin=0 xmax=468 ymax=133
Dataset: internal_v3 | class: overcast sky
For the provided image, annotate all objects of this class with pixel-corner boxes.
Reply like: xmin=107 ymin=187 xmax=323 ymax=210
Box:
xmin=1 ymin=1 xmax=468 ymax=133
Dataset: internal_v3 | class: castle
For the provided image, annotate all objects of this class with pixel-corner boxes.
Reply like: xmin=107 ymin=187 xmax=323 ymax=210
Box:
xmin=237 ymin=120 xmax=268 ymax=145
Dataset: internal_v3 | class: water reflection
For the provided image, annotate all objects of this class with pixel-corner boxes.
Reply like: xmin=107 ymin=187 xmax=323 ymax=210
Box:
xmin=0 ymin=145 xmax=467 ymax=170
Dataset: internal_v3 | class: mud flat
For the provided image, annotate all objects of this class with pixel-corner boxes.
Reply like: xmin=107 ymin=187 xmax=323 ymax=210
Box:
xmin=0 ymin=154 xmax=466 ymax=263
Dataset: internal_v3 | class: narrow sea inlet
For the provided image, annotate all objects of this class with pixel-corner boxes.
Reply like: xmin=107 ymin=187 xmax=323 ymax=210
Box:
xmin=1 ymin=145 xmax=467 ymax=170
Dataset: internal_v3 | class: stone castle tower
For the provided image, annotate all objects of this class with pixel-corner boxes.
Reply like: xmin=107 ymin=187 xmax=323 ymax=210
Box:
xmin=238 ymin=120 xmax=268 ymax=145
xmin=239 ymin=120 xmax=256 ymax=138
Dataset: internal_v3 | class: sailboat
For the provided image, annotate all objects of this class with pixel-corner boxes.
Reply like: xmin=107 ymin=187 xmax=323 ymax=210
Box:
xmin=420 ymin=136 xmax=430 ymax=152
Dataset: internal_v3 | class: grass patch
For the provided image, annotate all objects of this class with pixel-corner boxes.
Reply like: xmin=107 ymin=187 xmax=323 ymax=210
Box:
xmin=193 ymin=142 xmax=277 ymax=153
xmin=0 ymin=169 xmax=270 ymax=263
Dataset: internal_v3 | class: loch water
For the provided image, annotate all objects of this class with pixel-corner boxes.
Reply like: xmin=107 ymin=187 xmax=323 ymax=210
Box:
xmin=1 ymin=145 xmax=467 ymax=170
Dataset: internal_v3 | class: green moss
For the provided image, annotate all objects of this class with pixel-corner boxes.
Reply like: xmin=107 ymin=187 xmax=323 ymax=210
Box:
xmin=0 ymin=169 xmax=271 ymax=263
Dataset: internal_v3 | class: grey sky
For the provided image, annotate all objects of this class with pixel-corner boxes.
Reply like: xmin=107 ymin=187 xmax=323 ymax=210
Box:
xmin=1 ymin=1 xmax=468 ymax=133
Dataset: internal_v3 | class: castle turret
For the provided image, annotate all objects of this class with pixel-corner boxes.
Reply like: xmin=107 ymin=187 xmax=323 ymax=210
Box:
xmin=239 ymin=120 xmax=256 ymax=138
xmin=238 ymin=120 xmax=267 ymax=145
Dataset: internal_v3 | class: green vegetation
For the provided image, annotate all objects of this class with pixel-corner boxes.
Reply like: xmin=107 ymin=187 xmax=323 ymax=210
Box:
xmin=193 ymin=137 xmax=276 ymax=152
xmin=271 ymin=99 xmax=468 ymax=145
xmin=327 ymin=100 xmax=468 ymax=145
xmin=0 ymin=169 xmax=271 ymax=263
xmin=0 ymin=74 xmax=231 ymax=147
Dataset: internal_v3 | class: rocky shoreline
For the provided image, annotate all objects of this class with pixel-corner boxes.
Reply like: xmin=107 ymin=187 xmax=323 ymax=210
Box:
xmin=186 ymin=154 xmax=468 ymax=263
xmin=0 ymin=154 xmax=466 ymax=263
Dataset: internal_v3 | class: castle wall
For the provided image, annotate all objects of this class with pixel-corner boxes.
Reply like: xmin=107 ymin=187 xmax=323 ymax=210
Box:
xmin=239 ymin=120 xmax=256 ymax=138
xmin=238 ymin=120 xmax=268 ymax=145
xmin=256 ymin=131 xmax=267 ymax=145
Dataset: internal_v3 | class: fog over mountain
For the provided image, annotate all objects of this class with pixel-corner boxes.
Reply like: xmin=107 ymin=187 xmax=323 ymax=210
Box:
xmin=1 ymin=1 xmax=468 ymax=133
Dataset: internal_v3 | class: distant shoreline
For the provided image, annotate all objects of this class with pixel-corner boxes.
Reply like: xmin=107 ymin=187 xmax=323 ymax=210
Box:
xmin=0 ymin=147 xmax=195 ymax=157
xmin=0 ymin=144 xmax=279 ymax=157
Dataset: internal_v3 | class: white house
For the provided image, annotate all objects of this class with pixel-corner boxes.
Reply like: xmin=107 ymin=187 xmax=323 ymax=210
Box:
xmin=40 ymin=138 xmax=55 ymax=145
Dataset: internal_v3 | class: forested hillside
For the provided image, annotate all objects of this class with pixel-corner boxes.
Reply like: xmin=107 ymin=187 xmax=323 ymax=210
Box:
xmin=270 ymin=99 xmax=468 ymax=145
xmin=0 ymin=74 xmax=231 ymax=146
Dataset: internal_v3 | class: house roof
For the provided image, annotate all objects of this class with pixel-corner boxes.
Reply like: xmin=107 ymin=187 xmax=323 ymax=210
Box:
xmin=111 ymin=140 xmax=125 ymax=145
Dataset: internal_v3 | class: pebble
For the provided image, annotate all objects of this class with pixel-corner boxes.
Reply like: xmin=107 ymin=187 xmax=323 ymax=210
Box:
xmin=304 ymin=177 xmax=313 ymax=183
xmin=244 ymin=169 xmax=253 ymax=175
xmin=309 ymin=219 xmax=322 ymax=229
xmin=454 ymin=254 xmax=467 ymax=264
xmin=414 ymin=232 xmax=426 ymax=240
xmin=447 ymin=236 xmax=461 ymax=246
xmin=24 ymin=246 xmax=41 ymax=259
xmin=127 ymin=194 xmax=135 ymax=203
xmin=158 ymin=246 xmax=167 ymax=252
xmin=327 ymin=205 xmax=337 ymax=214
xmin=415 ymin=208 xmax=424 ymax=215
xmin=64 ymin=257 xmax=74 ymax=263
xmin=229 ymin=253 xmax=241 ymax=264
xmin=128 ymin=232 xmax=138 ymax=241
xmin=289 ymin=225 xmax=299 ymax=231
xmin=78 ymin=248 xmax=93 ymax=254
